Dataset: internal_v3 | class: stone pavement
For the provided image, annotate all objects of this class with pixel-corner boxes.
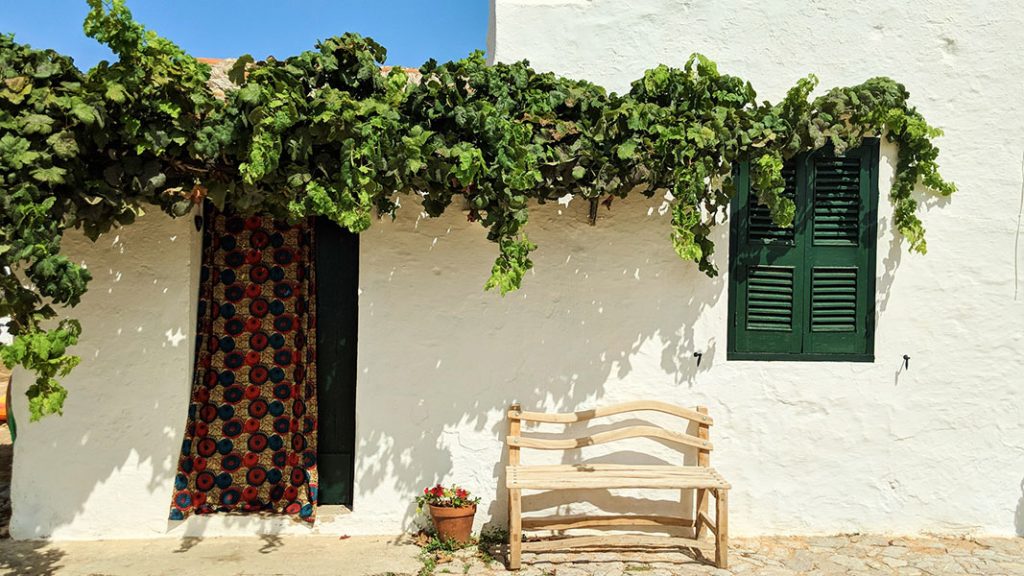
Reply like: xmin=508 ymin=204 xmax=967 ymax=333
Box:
xmin=464 ymin=535 xmax=1024 ymax=576
xmin=1 ymin=533 xmax=1022 ymax=576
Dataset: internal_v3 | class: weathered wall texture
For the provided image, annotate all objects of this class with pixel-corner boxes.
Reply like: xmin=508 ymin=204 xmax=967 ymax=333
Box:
xmin=8 ymin=0 xmax=1024 ymax=540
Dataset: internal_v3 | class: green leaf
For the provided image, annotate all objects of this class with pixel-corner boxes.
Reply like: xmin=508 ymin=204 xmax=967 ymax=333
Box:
xmin=617 ymin=139 xmax=638 ymax=160
xmin=104 ymin=82 xmax=127 ymax=103
xmin=31 ymin=166 xmax=67 ymax=184
xmin=71 ymin=100 xmax=98 ymax=125
xmin=229 ymin=54 xmax=254 ymax=84
xmin=19 ymin=113 xmax=55 ymax=135
xmin=47 ymin=131 xmax=80 ymax=159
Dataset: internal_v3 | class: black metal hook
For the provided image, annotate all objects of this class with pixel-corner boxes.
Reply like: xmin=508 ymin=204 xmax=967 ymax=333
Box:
xmin=693 ymin=351 xmax=703 ymax=367
xmin=902 ymin=354 xmax=910 ymax=371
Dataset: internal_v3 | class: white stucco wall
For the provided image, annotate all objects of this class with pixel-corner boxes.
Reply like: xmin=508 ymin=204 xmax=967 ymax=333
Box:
xmin=483 ymin=0 xmax=1024 ymax=537
xmin=8 ymin=0 xmax=1024 ymax=540
xmin=8 ymin=213 xmax=202 ymax=539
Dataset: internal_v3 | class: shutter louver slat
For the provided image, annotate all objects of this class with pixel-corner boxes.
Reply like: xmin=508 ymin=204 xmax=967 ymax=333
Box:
xmin=746 ymin=266 xmax=794 ymax=331
xmin=813 ymin=158 xmax=860 ymax=245
xmin=811 ymin=267 xmax=857 ymax=332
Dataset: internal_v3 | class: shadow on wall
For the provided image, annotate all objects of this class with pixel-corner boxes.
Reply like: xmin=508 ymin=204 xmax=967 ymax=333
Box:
xmin=353 ymin=194 xmax=726 ymax=532
xmin=8 ymin=216 xmax=200 ymax=540
xmin=1016 ymin=478 xmax=1024 ymax=537
xmin=353 ymin=142 xmax=921 ymax=534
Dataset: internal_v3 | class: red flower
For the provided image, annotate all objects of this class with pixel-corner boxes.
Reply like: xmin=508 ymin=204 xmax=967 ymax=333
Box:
xmin=456 ymin=488 xmax=468 ymax=499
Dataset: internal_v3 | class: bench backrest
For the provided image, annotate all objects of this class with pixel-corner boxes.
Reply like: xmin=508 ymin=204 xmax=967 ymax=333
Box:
xmin=507 ymin=400 xmax=713 ymax=468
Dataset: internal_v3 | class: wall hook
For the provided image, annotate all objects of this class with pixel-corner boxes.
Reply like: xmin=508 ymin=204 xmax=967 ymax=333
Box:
xmin=693 ymin=351 xmax=703 ymax=367
xmin=902 ymin=354 xmax=910 ymax=371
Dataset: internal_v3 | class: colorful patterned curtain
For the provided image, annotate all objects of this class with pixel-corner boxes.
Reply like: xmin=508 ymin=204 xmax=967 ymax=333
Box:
xmin=170 ymin=211 xmax=319 ymax=522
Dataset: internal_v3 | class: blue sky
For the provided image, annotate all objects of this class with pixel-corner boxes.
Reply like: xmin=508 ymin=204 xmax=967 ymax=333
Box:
xmin=0 ymin=1 xmax=489 ymax=70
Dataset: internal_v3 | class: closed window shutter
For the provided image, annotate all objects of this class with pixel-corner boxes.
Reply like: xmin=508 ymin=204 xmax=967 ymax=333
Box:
xmin=728 ymin=140 xmax=878 ymax=360
xmin=801 ymin=142 xmax=878 ymax=356
xmin=729 ymin=161 xmax=804 ymax=354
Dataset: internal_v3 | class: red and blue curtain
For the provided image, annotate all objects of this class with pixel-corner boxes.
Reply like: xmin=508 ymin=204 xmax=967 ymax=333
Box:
xmin=171 ymin=211 xmax=318 ymax=522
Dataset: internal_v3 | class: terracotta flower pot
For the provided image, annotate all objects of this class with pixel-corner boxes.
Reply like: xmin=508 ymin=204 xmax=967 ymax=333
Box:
xmin=429 ymin=503 xmax=476 ymax=544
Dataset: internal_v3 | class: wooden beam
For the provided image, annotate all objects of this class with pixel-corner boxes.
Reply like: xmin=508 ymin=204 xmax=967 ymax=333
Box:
xmin=522 ymin=514 xmax=694 ymax=531
xmin=715 ymin=489 xmax=729 ymax=569
xmin=697 ymin=511 xmax=716 ymax=536
xmin=508 ymin=404 xmax=522 ymax=570
xmin=521 ymin=534 xmax=714 ymax=553
xmin=695 ymin=405 xmax=710 ymax=540
xmin=506 ymin=464 xmax=730 ymax=490
xmin=508 ymin=401 xmax=713 ymax=426
xmin=507 ymin=426 xmax=713 ymax=452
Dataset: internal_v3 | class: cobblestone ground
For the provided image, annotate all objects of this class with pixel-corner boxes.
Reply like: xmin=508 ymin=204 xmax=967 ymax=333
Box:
xmin=435 ymin=535 xmax=1024 ymax=576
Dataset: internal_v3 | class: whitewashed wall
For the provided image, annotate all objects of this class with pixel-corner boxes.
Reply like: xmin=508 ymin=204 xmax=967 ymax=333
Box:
xmin=9 ymin=0 xmax=1024 ymax=540
xmin=9 ymin=214 xmax=203 ymax=539
xmin=484 ymin=0 xmax=1024 ymax=537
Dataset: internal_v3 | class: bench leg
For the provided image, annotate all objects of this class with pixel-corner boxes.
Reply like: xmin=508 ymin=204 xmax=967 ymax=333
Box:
xmin=508 ymin=487 xmax=522 ymax=570
xmin=715 ymin=488 xmax=729 ymax=569
xmin=695 ymin=488 xmax=708 ymax=540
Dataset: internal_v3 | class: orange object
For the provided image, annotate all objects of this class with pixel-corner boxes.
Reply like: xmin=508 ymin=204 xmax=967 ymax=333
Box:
xmin=0 ymin=371 xmax=9 ymax=423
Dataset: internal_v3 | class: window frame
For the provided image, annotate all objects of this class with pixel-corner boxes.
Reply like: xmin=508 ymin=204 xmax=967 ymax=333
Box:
xmin=726 ymin=141 xmax=880 ymax=362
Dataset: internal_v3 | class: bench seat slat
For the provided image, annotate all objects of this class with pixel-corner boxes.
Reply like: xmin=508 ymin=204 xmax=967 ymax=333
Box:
xmin=507 ymin=464 xmax=731 ymax=490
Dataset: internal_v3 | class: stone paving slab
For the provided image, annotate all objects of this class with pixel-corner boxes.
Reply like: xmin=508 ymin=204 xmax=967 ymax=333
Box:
xmin=0 ymin=533 xmax=1022 ymax=576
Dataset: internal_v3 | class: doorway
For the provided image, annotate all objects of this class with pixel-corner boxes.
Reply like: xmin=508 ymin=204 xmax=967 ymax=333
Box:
xmin=314 ymin=218 xmax=358 ymax=507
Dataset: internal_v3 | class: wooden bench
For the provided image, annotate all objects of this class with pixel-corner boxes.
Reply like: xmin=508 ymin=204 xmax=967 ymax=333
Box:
xmin=505 ymin=401 xmax=730 ymax=570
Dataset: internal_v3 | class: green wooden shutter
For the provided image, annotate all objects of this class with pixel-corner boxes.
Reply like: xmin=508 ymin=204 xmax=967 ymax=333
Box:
xmin=801 ymin=141 xmax=878 ymax=357
xmin=729 ymin=160 xmax=804 ymax=355
xmin=728 ymin=140 xmax=878 ymax=361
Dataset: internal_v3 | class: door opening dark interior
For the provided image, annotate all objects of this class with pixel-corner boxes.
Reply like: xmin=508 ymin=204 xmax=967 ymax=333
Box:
xmin=314 ymin=218 xmax=359 ymax=507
